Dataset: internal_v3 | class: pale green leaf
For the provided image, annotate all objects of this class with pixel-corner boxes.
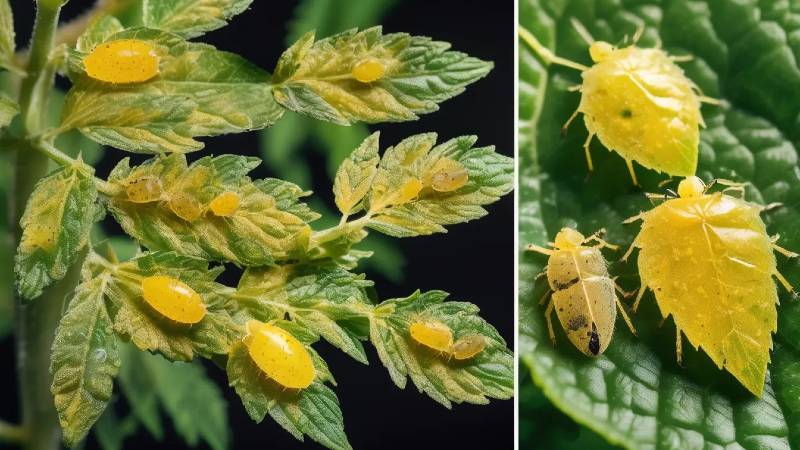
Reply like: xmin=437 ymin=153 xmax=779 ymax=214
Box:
xmin=76 ymin=15 xmax=125 ymax=53
xmin=50 ymin=274 xmax=120 ymax=447
xmin=143 ymin=0 xmax=252 ymax=38
xmin=350 ymin=133 xmax=513 ymax=237
xmin=87 ymin=251 xmax=241 ymax=361
xmin=0 ymin=93 xmax=17 ymax=128
xmin=369 ymin=290 xmax=513 ymax=408
xmin=15 ymin=163 xmax=99 ymax=300
xmin=227 ymin=341 xmax=352 ymax=450
xmin=272 ymin=27 xmax=493 ymax=125
xmin=0 ymin=0 xmax=13 ymax=69
xmin=236 ymin=264 xmax=372 ymax=363
xmin=107 ymin=154 xmax=316 ymax=266
xmin=333 ymin=131 xmax=379 ymax=214
xmin=61 ymin=28 xmax=284 ymax=153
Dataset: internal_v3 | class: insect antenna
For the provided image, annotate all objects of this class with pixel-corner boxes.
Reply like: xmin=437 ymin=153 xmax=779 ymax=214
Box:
xmin=518 ymin=26 xmax=590 ymax=71
xmin=631 ymin=23 xmax=645 ymax=45
xmin=569 ymin=18 xmax=595 ymax=45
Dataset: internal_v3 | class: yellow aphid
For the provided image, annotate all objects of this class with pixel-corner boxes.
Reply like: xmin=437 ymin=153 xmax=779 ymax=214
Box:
xmin=519 ymin=25 xmax=712 ymax=184
xmin=125 ymin=177 xmax=162 ymax=203
xmin=168 ymin=192 xmax=202 ymax=222
xmin=351 ymin=58 xmax=385 ymax=83
xmin=424 ymin=158 xmax=469 ymax=192
xmin=394 ymin=178 xmax=423 ymax=204
xmin=450 ymin=335 xmax=485 ymax=360
xmin=528 ymin=227 xmax=635 ymax=356
xmin=209 ymin=191 xmax=240 ymax=217
xmin=624 ymin=176 xmax=798 ymax=396
xmin=140 ymin=275 xmax=206 ymax=324
xmin=242 ymin=320 xmax=315 ymax=389
xmin=409 ymin=321 xmax=453 ymax=352
xmin=83 ymin=39 xmax=160 ymax=84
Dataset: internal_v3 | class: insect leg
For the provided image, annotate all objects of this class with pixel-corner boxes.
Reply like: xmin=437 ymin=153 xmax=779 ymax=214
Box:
xmin=625 ymin=159 xmax=639 ymax=186
xmin=562 ymin=107 xmax=580 ymax=137
xmin=621 ymin=236 xmax=639 ymax=262
xmin=612 ymin=277 xmax=634 ymax=298
xmin=670 ymin=54 xmax=693 ymax=62
xmin=569 ymin=18 xmax=595 ymax=45
xmin=632 ymin=285 xmax=647 ymax=312
xmin=774 ymin=271 xmax=797 ymax=299
xmin=518 ymin=26 xmax=589 ymax=71
xmin=583 ymin=229 xmax=619 ymax=251
xmin=615 ymin=296 xmax=637 ymax=336
xmin=535 ymin=266 xmax=549 ymax=281
xmin=544 ymin=297 xmax=557 ymax=346
xmin=583 ymin=133 xmax=595 ymax=172
xmin=526 ymin=243 xmax=555 ymax=256
xmin=539 ymin=288 xmax=552 ymax=305
xmin=675 ymin=326 xmax=684 ymax=366
xmin=771 ymin=239 xmax=799 ymax=258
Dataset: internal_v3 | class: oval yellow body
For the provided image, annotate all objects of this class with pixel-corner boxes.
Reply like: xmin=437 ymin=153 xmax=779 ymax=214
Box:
xmin=631 ymin=190 xmax=778 ymax=396
xmin=84 ymin=39 xmax=160 ymax=84
xmin=242 ymin=321 xmax=315 ymax=389
xmin=579 ymin=45 xmax=701 ymax=176
xmin=425 ymin=158 xmax=469 ymax=192
xmin=409 ymin=321 xmax=453 ymax=352
xmin=352 ymin=58 xmax=385 ymax=83
xmin=141 ymin=275 xmax=206 ymax=324
xmin=125 ymin=177 xmax=162 ymax=203
xmin=209 ymin=191 xmax=240 ymax=217
xmin=546 ymin=246 xmax=617 ymax=356
xmin=395 ymin=178 xmax=423 ymax=204
xmin=168 ymin=192 xmax=202 ymax=222
xmin=450 ymin=334 xmax=485 ymax=360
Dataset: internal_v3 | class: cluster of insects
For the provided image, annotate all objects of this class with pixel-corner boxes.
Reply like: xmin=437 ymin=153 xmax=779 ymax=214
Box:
xmin=522 ymin=23 xmax=797 ymax=396
xmin=409 ymin=320 xmax=486 ymax=360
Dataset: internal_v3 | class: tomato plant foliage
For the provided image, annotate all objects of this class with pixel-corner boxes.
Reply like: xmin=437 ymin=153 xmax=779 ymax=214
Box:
xmin=0 ymin=1 xmax=513 ymax=449
xmin=519 ymin=0 xmax=800 ymax=449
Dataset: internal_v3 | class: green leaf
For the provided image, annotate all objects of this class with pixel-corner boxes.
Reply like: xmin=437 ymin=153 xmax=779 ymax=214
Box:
xmin=0 ymin=93 xmax=17 ymax=128
xmin=94 ymin=406 xmax=138 ymax=450
xmin=15 ymin=163 xmax=99 ymax=300
xmin=88 ymin=251 xmax=241 ymax=361
xmin=143 ymin=0 xmax=252 ymax=38
xmin=106 ymin=154 xmax=316 ymax=266
xmin=76 ymin=15 xmax=125 ymax=53
xmin=354 ymin=133 xmax=513 ymax=237
xmin=227 ymin=340 xmax=352 ymax=450
xmin=50 ymin=274 xmax=120 ymax=447
xmin=61 ymin=28 xmax=283 ymax=153
xmin=117 ymin=345 xmax=164 ymax=439
xmin=272 ymin=27 xmax=493 ymax=125
xmin=333 ymin=131 xmax=379 ymax=214
xmin=0 ymin=0 xmax=13 ymax=70
xmin=369 ymin=290 xmax=513 ymax=408
xmin=236 ymin=264 xmax=373 ymax=363
xmin=519 ymin=1 xmax=800 ymax=448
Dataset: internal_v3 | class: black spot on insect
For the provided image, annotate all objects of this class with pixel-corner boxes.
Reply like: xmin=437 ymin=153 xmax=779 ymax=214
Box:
xmin=554 ymin=277 xmax=579 ymax=290
xmin=588 ymin=323 xmax=600 ymax=355
xmin=567 ymin=315 xmax=587 ymax=331
xmin=621 ymin=108 xmax=633 ymax=118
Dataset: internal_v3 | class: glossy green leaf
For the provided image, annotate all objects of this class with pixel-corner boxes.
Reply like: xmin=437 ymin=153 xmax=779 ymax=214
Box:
xmin=15 ymin=163 xmax=99 ymax=300
xmin=50 ymin=274 xmax=120 ymax=447
xmin=369 ymin=290 xmax=513 ymax=408
xmin=235 ymin=264 xmax=372 ymax=363
xmin=352 ymin=133 xmax=513 ymax=237
xmin=227 ymin=339 xmax=351 ymax=450
xmin=85 ymin=251 xmax=241 ymax=361
xmin=107 ymin=154 xmax=317 ymax=266
xmin=272 ymin=27 xmax=493 ymax=125
xmin=143 ymin=0 xmax=252 ymax=38
xmin=519 ymin=1 xmax=800 ymax=448
xmin=0 ymin=93 xmax=17 ymax=128
xmin=60 ymin=28 xmax=283 ymax=153
xmin=0 ymin=0 xmax=13 ymax=70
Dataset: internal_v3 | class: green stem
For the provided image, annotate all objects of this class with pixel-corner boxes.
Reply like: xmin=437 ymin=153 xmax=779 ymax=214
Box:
xmin=309 ymin=215 xmax=371 ymax=249
xmin=32 ymin=140 xmax=119 ymax=195
xmin=13 ymin=3 xmax=65 ymax=450
xmin=0 ymin=420 xmax=26 ymax=444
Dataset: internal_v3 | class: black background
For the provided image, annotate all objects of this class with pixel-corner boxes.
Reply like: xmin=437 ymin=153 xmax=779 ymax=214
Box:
xmin=3 ymin=1 xmax=514 ymax=449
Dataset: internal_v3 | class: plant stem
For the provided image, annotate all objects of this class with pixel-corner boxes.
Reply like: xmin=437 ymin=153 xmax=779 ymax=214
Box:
xmin=13 ymin=3 xmax=64 ymax=450
xmin=0 ymin=419 xmax=26 ymax=444
xmin=309 ymin=215 xmax=371 ymax=248
xmin=32 ymin=139 xmax=120 ymax=195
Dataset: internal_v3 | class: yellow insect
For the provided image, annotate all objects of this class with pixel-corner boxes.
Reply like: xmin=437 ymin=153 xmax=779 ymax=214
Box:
xmin=83 ymin=39 xmax=160 ymax=84
xmin=140 ymin=275 xmax=206 ymax=324
xmin=125 ymin=177 xmax=162 ymax=203
xmin=409 ymin=320 xmax=453 ymax=352
xmin=394 ymin=178 xmax=423 ymax=205
xmin=168 ymin=192 xmax=202 ymax=222
xmin=518 ymin=23 xmax=716 ymax=185
xmin=528 ymin=227 xmax=635 ymax=356
xmin=351 ymin=58 xmax=385 ymax=83
xmin=423 ymin=158 xmax=469 ymax=192
xmin=449 ymin=334 xmax=485 ymax=360
xmin=209 ymin=191 xmax=240 ymax=217
xmin=242 ymin=320 xmax=315 ymax=389
xmin=623 ymin=176 xmax=797 ymax=396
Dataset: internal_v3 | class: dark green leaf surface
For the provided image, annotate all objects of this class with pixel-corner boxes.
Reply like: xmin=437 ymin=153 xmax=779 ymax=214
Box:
xmin=15 ymin=164 xmax=99 ymax=300
xmin=143 ymin=0 xmax=252 ymax=38
xmin=0 ymin=93 xmax=17 ymax=128
xmin=519 ymin=0 xmax=800 ymax=448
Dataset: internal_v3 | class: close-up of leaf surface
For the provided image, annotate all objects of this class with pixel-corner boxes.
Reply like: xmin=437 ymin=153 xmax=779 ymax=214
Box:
xmin=519 ymin=0 xmax=800 ymax=449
